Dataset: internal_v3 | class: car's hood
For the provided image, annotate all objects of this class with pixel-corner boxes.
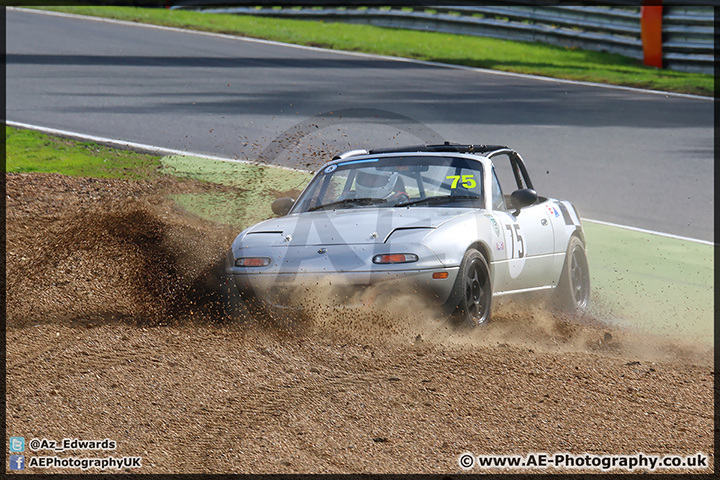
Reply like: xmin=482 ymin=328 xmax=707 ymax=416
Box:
xmin=241 ymin=207 xmax=474 ymax=246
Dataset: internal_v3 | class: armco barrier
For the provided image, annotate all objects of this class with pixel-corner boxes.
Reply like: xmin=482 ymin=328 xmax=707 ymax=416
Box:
xmin=661 ymin=6 xmax=714 ymax=73
xmin=172 ymin=4 xmax=714 ymax=74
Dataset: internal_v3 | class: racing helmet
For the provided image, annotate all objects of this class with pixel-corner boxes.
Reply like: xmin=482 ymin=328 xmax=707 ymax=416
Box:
xmin=354 ymin=169 xmax=399 ymax=199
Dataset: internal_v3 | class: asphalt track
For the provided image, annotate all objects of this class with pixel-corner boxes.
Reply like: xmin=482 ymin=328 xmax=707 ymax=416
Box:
xmin=5 ymin=8 xmax=714 ymax=242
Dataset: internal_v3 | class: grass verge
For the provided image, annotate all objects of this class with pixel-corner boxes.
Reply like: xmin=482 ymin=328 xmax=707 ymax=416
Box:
xmin=5 ymin=126 xmax=161 ymax=180
xmin=160 ymin=155 xmax=312 ymax=227
xmin=583 ymin=222 xmax=713 ymax=344
xmin=32 ymin=6 xmax=713 ymax=97
xmin=6 ymin=127 xmax=713 ymax=344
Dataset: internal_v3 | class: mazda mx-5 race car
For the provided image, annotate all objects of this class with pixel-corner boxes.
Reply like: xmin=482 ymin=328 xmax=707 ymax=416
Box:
xmin=227 ymin=143 xmax=590 ymax=328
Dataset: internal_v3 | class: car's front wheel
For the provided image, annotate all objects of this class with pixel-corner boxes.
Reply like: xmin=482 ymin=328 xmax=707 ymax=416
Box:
xmin=449 ymin=248 xmax=492 ymax=328
xmin=554 ymin=235 xmax=590 ymax=313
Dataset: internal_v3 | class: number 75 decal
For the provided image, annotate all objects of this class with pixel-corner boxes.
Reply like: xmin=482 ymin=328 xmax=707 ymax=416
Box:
xmin=505 ymin=224 xmax=525 ymax=258
xmin=446 ymin=174 xmax=477 ymax=189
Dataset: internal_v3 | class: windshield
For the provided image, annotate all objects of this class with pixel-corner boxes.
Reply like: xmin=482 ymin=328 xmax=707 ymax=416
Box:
xmin=292 ymin=155 xmax=485 ymax=213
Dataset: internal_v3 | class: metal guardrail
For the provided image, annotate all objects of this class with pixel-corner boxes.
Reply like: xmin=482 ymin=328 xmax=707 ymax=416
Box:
xmin=176 ymin=4 xmax=714 ymax=74
xmin=662 ymin=6 xmax=714 ymax=73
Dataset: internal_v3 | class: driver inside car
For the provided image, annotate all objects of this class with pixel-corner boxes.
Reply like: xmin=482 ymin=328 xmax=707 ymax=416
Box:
xmin=349 ymin=169 xmax=409 ymax=204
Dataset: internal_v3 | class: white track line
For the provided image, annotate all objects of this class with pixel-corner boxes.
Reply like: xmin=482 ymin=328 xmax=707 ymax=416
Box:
xmin=582 ymin=219 xmax=714 ymax=246
xmin=8 ymin=120 xmax=713 ymax=246
xmin=10 ymin=6 xmax=712 ymax=101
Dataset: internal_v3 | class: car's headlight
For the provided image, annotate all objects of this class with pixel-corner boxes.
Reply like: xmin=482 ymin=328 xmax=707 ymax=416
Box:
xmin=372 ymin=253 xmax=419 ymax=264
xmin=235 ymin=257 xmax=271 ymax=267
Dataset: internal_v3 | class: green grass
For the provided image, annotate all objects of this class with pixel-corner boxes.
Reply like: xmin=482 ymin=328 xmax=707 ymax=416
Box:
xmin=6 ymin=127 xmax=713 ymax=344
xmin=160 ymin=155 xmax=312 ymax=227
xmin=5 ymin=126 xmax=162 ymax=180
xmin=34 ymin=6 xmax=713 ymax=96
xmin=584 ymin=222 xmax=713 ymax=344
xmin=4 ymin=126 xmax=310 ymax=228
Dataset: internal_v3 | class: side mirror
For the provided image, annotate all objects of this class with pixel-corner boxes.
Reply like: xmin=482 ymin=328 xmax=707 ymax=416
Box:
xmin=272 ymin=197 xmax=295 ymax=216
xmin=510 ymin=189 xmax=537 ymax=216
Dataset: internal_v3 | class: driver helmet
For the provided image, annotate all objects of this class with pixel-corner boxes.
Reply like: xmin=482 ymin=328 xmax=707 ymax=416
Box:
xmin=354 ymin=169 xmax=399 ymax=199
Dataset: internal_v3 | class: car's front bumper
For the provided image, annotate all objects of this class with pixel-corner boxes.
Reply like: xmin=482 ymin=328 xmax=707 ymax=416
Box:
xmin=232 ymin=267 xmax=459 ymax=309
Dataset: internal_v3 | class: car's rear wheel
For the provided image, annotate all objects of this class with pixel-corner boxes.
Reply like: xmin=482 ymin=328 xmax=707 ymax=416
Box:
xmin=449 ymin=249 xmax=492 ymax=328
xmin=555 ymin=235 xmax=590 ymax=312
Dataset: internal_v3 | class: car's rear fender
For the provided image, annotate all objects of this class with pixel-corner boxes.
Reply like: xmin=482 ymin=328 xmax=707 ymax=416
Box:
xmin=545 ymin=199 xmax=586 ymax=286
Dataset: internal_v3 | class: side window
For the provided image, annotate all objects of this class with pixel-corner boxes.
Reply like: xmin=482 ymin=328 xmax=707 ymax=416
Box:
xmin=490 ymin=153 xmax=513 ymax=192
xmin=492 ymin=168 xmax=506 ymax=210
xmin=489 ymin=152 xmax=531 ymax=198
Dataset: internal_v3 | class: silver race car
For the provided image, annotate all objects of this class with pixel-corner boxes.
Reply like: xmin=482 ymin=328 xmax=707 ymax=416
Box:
xmin=228 ymin=143 xmax=589 ymax=328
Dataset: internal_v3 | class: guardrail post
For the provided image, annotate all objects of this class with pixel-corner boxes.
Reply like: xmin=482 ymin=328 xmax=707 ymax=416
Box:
xmin=640 ymin=2 xmax=663 ymax=68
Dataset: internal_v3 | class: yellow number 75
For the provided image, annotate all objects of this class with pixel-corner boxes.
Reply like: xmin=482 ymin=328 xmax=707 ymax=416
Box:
xmin=446 ymin=174 xmax=477 ymax=189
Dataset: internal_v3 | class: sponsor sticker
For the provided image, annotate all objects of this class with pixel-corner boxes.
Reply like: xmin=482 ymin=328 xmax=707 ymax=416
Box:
xmin=496 ymin=242 xmax=504 ymax=251
xmin=324 ymin=164 xmax=337 ymax=173
xmin=486 ymin=215 xmax=500 ymax=236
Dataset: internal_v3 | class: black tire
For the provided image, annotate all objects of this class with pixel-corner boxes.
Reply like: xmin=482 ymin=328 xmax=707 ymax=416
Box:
xmin=555 ymin=236 xmax=590 ymax=312
xmin=448 ymin=249 xmax=492 ymax=328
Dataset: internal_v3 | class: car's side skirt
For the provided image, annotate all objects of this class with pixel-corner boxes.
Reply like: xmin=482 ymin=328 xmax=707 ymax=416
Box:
xmin=493 ymin=285 xmax=555 ymax=297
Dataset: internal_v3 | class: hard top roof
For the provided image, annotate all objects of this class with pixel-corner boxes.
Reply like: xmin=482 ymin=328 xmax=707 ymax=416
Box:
xmin=369 ymin=142 xmax=510 ymax=155
xmin=332 ymin=142 xmax=511 ymax=161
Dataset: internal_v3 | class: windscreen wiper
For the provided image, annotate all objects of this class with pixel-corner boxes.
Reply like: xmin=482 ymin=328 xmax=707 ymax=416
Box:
xmin=395 ymin=194 xmax=481 ymax=208
xmin=308 ymin=197 xmax=388 ymax=212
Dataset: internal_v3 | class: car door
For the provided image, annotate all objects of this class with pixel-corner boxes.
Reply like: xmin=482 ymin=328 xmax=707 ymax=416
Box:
xmin=488 ymin=153 xmax=556 ymax=294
